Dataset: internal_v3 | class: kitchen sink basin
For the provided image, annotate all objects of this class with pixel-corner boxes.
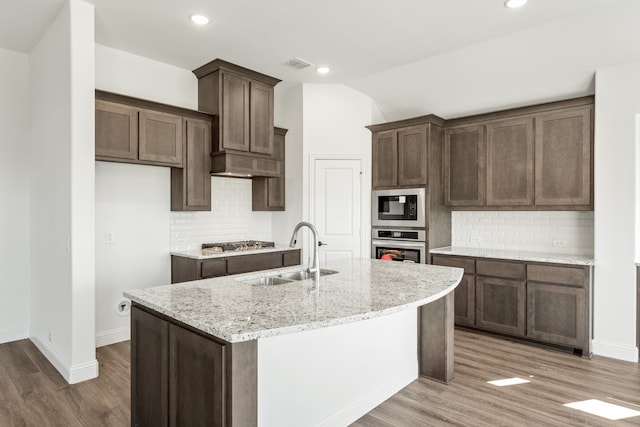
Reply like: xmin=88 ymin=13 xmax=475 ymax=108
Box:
xmin=277 ymin=269 xmax=339 ymax=281
xmin=243 ymin=276 xmax=294 ymax=286
xmin=240 ymin=269 xmax=338 ymax=286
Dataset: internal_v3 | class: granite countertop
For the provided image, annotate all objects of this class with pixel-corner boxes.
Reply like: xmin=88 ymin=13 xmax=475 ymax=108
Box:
xmin=124 ymin=258 xmax=463 ymax=343
xmin=430 ymin=246 xmax=595 ymax=266
xmin=171 ymin=245 xmax=298 ymax=260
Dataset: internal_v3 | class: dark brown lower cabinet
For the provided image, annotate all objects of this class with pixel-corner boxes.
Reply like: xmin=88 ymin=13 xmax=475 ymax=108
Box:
xmin=527 ymin=282 xmax=586 ymax=348
xmin=475 ymin=276 xmax=526 ymax=336
xmin=171 ymin=249 xmax=301 ymax=284
xmin=131 ymin=305 xmax=257 ymax=427
xmin=170 ymin=323 xmax=224 ymax=427
xmin=431 ymin=253 xmax=592 ymax=354
xmin=131 ymin=306 xmax=169 ymax=427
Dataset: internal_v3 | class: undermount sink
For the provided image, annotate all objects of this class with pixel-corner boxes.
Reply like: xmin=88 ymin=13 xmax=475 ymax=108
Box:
xmin=241 ymin=269 xmax=339 ymax=286
xmin=276 ymin=269 xmax=339 ymax=281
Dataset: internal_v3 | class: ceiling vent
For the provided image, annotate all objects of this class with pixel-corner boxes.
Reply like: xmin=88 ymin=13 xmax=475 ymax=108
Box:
xmin=284 ymin=57 xmax=313 ymax=70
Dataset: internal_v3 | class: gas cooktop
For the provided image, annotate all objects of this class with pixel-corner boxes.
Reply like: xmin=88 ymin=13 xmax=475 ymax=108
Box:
xmin=201 ymin=240 xmax=275 ymax=254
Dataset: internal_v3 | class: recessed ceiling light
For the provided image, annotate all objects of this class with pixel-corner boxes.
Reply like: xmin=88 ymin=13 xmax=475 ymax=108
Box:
xmin=504 ymin=0 xmax=527 ymax=8
xmin=190 ymin=14 xmax=210 ymax=25
xmin=316 ymin=66 xmax=330 ymax=75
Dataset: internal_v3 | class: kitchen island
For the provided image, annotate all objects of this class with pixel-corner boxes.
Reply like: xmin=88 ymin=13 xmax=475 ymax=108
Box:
xmin=125 ymin=257 xmax=463 ymax=426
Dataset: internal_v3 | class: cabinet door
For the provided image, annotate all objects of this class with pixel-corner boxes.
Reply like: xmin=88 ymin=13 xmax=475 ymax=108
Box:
xmin=252 ymin=129 xmax=285 ymax=211
xmin=454 ymin=274 xmax=476 ymax=327
xmin=131 ymin=306 xmax=169 ymax=427
xmin=444 ymin=125 xmax=485 ymax=206
xmin=249 ymin=81 xmax=274 ymax=155
xmin=226 ymin=252 xmax=283 ymax=275
xmin=527 ymin=282 xmax=586 ymax=348
xmin=139 ymin=110 xmax=184 ymax=167
xmin=372 ymin=130 xmax=398 ymax=188
xmin=535 ymin=106 xmax=592 ymax=206
xmin=476 ymin=276 xmax=526 ymax=336
xmin=185 ymin=118 xmax=211 ymax=209
xmin=486 ymin=117 xmax=534 ymax=206
xmin=169 ymin=324 xmax=225 ymax=427
xmin=201 ymin=258 xmax=226 ymax=279
xmin=95 ymin=100 xmax=138 ymax=160
xmin=397 ymin=126 xmax=427 ymax=187
xmin=221 ymin=71 xmax=250 ymax=152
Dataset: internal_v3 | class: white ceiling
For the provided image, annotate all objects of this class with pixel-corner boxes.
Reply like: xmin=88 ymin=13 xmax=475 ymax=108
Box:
xmin=2 ymin=0 xmax=640 ymax=119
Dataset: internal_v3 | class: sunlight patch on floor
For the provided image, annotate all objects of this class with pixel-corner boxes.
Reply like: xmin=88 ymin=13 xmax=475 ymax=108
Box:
xmin=487 ymin=377 xmax=531 ymax=387
xmin=564 ymin=399 xmax=640 ymax=420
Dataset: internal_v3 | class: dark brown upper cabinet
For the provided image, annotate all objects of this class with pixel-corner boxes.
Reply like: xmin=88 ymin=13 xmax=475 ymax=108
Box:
xmin=486 ymin=117 xmax=534 ymax=206
xmin=252 ymin=127 xmax=287 ymax=211
xmin=443 ymin=96 xmax=594 ymax=211
xmin=171 ymin=118 xmax=213 ymax=211
xmin=95 ymin=90 xmax=215 ymax=212
xmin=193 ymin=59 xmax=281 ymax=177
xmin=96 ymin=99 xmax=183 ymax=168
xmin=535 ymin=106 xmax=592 ymax=207
xmin=443 ymin=124 xmax=485 ymax=207
xmin=367 ymin=115 xmax=444 ymax=190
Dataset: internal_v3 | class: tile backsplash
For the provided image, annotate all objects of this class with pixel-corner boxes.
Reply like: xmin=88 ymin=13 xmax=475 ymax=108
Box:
xmin=451 ymin=211 xmax=594 ymax=255
xmin=169 ymin=177 xmax=273 ymax=251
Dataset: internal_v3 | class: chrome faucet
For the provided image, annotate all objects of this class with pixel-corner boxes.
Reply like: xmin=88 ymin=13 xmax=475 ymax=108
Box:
xmin=289 ymin=221 xmax=322 ymax=273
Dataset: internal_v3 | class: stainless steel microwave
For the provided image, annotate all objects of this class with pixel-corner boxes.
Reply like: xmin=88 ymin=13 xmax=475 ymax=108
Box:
xmin=371 ymin=188 xmax=425 ymax=228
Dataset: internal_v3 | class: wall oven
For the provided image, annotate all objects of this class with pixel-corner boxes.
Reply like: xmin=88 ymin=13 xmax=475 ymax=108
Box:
xmin=371 ymin=229 xmax=427 ymax=264
xmin=372 ymin=188 xmax=425 ymax=228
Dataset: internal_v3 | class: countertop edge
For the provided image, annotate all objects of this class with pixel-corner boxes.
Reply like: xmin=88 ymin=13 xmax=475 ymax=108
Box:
xmin=171 ymin=245 xmax=299 ymax=260
xmin=429 ymin=246 xmax=594 ymax=266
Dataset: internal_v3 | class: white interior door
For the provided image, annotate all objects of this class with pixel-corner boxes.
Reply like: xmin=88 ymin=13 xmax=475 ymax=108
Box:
xmin=311 ymin=158 xmax=363 ymax=262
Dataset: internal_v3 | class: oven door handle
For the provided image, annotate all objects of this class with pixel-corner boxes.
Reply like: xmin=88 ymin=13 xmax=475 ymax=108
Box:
xmin=371 ymin=239 xmax=426 ymax=249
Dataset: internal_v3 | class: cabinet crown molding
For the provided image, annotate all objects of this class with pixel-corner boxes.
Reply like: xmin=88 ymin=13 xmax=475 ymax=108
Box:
xmin=366 ymin=114 xmax=445 ymax=132
xmin=192 ymin=58 xmax=282 ymax=86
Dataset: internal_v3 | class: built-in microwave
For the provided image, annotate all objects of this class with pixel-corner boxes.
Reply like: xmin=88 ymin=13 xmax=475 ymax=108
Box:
xmin=371 ymin=188 xmax=425 ymax=228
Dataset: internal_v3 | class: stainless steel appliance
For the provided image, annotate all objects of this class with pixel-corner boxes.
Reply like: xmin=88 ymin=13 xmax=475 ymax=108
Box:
xmin=371 ymin=229 xmax=426 ymax=264
xmin=372 ymin=188 xmax=425 ymax=228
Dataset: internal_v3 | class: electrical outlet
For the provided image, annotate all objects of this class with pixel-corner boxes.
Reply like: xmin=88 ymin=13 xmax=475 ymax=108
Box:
xmin=552 ymin=239 xmax=567 ymax=248
xmin=105 ymin=232 xmax=115 ymax=244
xmin=470 ymin=236 xmax=481 ymax=244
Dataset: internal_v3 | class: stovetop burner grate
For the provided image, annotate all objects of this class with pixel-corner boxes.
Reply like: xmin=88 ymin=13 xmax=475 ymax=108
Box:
xmin=201 ymin=240 xmax=275 ymax=253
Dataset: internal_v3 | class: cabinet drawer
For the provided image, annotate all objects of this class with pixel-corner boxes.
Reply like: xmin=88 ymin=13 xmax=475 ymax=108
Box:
xmin=282 ymin=250 xmax=301 ymax=267
xmin=227 ymin=252 xmax=282 ymax=275
xmin=527 ymin=264 xmax=588 ymax=287
xmin=201 ymin=259 xmax=226 ymax=279
xmin=476 ymin=259 xmax=525 ymax=279
xmin=431 ymin=255 xmax=475 ymax=274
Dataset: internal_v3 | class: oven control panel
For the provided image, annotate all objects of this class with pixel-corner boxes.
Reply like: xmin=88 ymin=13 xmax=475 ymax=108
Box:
xmin=372 ymin=228 xmax=426 ymax=241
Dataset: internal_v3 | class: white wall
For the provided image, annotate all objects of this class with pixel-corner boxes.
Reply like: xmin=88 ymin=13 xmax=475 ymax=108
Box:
xmin=95 ymin=162 xmax=171 ymax=346
xmin=452 ymin=211 xmax=594 ymax=256
xmin=0 ymin=48 xmax=30 ymax=344
xmin=593 ymin=61 xmax=640 ymax=362
xmin=29 ymin=0 xmax=98 ymax=383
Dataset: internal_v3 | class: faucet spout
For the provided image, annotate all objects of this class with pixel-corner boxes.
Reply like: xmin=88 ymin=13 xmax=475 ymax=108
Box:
xmin=289 ymin=221 xmax=320 ymax=273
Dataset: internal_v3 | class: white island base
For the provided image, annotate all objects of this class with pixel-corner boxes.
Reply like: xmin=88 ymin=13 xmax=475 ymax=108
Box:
xmin=259 ymin=308 xmax=419 ymax=426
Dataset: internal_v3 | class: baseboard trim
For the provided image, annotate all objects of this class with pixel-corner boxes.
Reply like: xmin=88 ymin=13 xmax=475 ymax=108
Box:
xmin=0 ymin=327 xmax=29 ymax=344
xmin=31 ymin=336 xmax=99 ymax=384
xmin=592 ymin=339 xmax=639 ymax=362
xmin=96 ymin=327 xmax=130 ymax=348
xmin=318 ymin=366 xmax=417 ymax=427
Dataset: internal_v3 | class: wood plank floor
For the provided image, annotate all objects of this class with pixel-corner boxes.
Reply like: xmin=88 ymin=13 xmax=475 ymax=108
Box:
xmin=0 ymin=330 xmax=638 ymax=426
xmin=352 ymin=329 xmax=640 ymax=427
